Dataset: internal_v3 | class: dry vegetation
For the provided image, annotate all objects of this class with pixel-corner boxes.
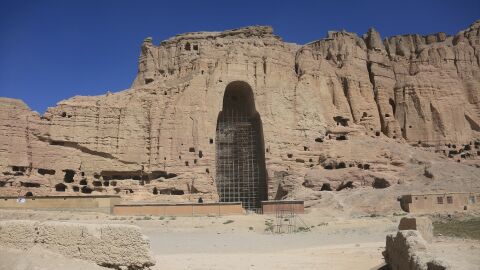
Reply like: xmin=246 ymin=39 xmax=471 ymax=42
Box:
xmin=433 ymin=217 xmax=480 ymax=240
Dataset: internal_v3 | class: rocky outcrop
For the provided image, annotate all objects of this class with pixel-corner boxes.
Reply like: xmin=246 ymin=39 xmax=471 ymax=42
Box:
xmin=0 ymin=22 xmax=479 ymax=202
xmin=296 ymin=21 xmax=480 ymax=143
xmin=384 ymin=230 xmax=449 ymax=270
xmin=0 ymin=220 xmax=155 ymax=269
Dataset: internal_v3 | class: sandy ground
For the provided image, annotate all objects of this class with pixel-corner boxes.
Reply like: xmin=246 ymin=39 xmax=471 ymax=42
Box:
xmin=0 ymin=246 xmax=107 ymax=270
xmin=149 ymin=233 xmax=385 ymax=270
xmin=0 ymin=209 xmax=479 ymax=270
xmin=429 ymin=237 xmax=480 ymax=270
xmin=133 ymin=209 xmax=396 ymax=269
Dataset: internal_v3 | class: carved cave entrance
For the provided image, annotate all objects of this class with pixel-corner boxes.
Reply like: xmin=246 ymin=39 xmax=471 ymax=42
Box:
xmin=215 ymin=81 xmax=267 ymax=210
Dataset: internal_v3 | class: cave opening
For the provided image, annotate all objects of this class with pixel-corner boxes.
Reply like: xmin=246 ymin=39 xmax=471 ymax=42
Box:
xmin=321 ymin=183 xmax=332 ymax=191
xmin=81 ymin=186 xmax=93 ymax=194
xmin=336 ymin=162 xmax=346 ymax=169
xmin=389 ymin=98 xmax=396 ymax=117
xmin=63 ymin=170 xmax=75 ymax=183
xmin=38 ymin=168 xmax=55 ymax=175
xmin=336 ymin=181 xmax=354 ymax=191
xmin=158 ymin=188 xmax=184 ymax=195
xmin=215 ymin=81 xmax=268 ymax=210
xmin=55 ymin=183 xmax=67 ymax=192
xmin=21 ymin=182 xmax=40 ymax=188
xmin=333 ymin=116 xmax=349 ymax=127
xmin=171 ymin=189 xmax=185 ymax=195
xmin=372 ymin=178 xmax=390 ymax=189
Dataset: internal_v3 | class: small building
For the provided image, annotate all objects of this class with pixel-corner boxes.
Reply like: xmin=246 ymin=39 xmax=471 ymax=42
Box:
xmin=399 ymin=192 xmax=480 ymax=213
xmin=261 ymin=200 xmax=304 ymax=214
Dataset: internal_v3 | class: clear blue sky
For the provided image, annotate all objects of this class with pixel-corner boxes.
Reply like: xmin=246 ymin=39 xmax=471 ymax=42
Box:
xmin=0 ymin=0 xmax=479 ymax=113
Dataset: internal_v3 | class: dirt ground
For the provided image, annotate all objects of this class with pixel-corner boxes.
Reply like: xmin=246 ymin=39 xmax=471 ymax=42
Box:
xmin=0 ymin=209 xmax=479 ymax=270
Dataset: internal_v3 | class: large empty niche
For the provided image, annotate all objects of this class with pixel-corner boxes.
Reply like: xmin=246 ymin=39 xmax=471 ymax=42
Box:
xmin=215 ymin=81 xmax=268 ymax=210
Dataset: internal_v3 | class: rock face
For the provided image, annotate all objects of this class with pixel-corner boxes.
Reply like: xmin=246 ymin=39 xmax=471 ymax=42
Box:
xmin=0 ymin=22 xmax=479 ymax=205
xmin=0 ymin=220 xmax=155 ymax=269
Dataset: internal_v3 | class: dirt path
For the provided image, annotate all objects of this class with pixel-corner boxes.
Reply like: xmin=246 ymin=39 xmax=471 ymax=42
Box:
xmin=153 ymin=243 xmax=385 ymax=270
xmin=144 ymin=224 xmax=391 ymax=270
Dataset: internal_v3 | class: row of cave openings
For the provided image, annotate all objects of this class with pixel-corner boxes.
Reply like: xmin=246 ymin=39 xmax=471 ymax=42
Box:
xmin=19 ymin=186 xmax=188 ymax=197
xmin=275 ymin=114 xmax=379 ymax=166
xmin=184 ymin=42 xmax=199 ymax=52
xmin=433 ymin=141 xmax=480 ymax=161
xmin=178 ymin=146 xmax=207 ymax=171
xmin=3 ymin=166 xmax=57 ymax=177
xmin=280 ymin=139 xmax=372 ymax=171
xmin=306 ymin=177 xmax=391 ymax=193
xmin=3 ymin=166 xmax=185 ymax=196
xmin=63 ymin=170 xmax=180 ymax=194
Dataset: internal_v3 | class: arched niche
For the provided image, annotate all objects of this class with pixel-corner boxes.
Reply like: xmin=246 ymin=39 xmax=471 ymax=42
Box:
xmin=215 ymin=81 xmax=268 ymax=210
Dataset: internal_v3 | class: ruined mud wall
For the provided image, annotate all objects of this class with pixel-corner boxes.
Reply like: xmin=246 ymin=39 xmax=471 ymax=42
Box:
xmin=0 ymin=195 xmax=120 ymax=213
xmin=384 ymin=230 xmax=448 ymax=270
xmin=0 ymin=220 xmax=155 ymax=269
xmin=0 ymin=22 xmax=479 ymax=201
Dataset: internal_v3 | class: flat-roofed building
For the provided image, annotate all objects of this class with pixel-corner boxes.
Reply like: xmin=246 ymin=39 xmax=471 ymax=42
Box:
xmin=400 ymin=192 xmax=480 ymax=213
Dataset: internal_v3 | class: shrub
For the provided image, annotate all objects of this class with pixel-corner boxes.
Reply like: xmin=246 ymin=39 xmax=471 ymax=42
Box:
xmin=223 ymin=220 xmax=234 ymax=225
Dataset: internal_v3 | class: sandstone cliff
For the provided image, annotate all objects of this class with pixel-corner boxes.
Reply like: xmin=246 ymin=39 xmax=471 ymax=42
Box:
xmin=1 ymin=22 xmax=479 ymax=208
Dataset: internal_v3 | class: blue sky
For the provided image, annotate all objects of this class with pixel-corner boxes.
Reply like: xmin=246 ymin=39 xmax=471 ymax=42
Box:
xmin=0 ymin=0 xmax=479 ymax=113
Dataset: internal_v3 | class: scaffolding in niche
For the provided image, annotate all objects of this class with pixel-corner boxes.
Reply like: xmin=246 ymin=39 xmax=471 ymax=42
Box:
xmin=216 ymin=109 xmax=265 ymax=210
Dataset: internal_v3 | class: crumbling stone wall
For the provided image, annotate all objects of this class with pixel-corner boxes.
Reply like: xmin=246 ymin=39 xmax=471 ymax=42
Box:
xmin=0 ymin=220 xmax=155 ymax=270
xmin=398 ymin=217 xmax=433 ymax=242
xmin=384 ymin=230 xmax=448 ymax=270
